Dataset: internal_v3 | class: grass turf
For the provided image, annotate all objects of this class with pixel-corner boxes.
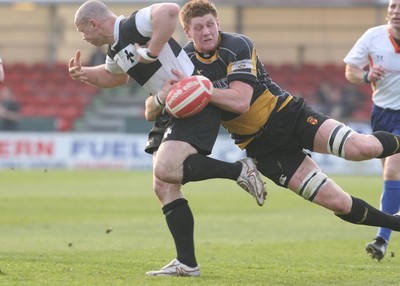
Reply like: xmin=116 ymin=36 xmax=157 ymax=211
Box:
xmin=0 ymin=169 xmax=399 ymax=285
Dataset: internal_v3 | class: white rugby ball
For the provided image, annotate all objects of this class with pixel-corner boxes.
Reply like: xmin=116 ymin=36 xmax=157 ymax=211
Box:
xmin=165 ymin=75 xmax=213 ymax=118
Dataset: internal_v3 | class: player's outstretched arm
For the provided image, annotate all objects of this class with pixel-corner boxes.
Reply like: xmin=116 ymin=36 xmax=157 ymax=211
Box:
xmin=68 ymin=50 xmax=128 ymax=88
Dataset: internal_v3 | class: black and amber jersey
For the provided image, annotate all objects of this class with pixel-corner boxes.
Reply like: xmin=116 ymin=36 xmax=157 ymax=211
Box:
xmin=184 ymin=32 xmax=292 ymax=148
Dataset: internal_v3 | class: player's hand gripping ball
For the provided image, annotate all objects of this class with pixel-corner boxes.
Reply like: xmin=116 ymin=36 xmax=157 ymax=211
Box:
xmin=165 ymin=75 xmax=213 ymax=118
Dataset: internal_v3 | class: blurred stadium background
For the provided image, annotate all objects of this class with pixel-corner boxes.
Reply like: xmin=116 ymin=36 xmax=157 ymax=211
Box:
xmin=0 ymin=0 xmax=387 ymax=172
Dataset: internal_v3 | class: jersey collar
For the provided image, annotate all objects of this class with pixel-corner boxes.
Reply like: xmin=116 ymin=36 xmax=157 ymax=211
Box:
xmin=194 ymin=32 xmax=222 ymax=63
xmin=388 ymin=26 xmax=400 ymax=53
xmin=111 ymin=15 xmax=124 ymax=51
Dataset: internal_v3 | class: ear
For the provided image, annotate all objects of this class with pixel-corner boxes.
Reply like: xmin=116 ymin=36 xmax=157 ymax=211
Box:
xmin=183 ymin=27 xmax=191 ymax=39
xmin=89 ymin=19 xmax=97 ymax=28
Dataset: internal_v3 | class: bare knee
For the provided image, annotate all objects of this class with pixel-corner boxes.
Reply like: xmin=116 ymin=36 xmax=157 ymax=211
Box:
xmin=344 ymin=134 xmax=382 ymax=161
xmin=153 ymin=177 xmax=183 ymax=206
xmin=154 ymin=160 xmax=174 ymax=182
xmin=153 ymin=153 xmax=185 ymax=183
xmin=154 ymin=141 xmax=195 ymax=183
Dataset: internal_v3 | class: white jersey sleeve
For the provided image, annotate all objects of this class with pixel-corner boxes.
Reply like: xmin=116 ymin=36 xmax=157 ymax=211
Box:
xmin=343 ymin=29 xmax=372 ymax=69
xmin=135 ymin=5 xmax=153 ymax=37
xmin=105 ymin=55 xmax=125 ymax=74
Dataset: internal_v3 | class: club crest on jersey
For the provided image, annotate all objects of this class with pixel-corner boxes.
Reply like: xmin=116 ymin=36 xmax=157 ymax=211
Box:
xmin=232 ymin=59 xmax=252 ymax=71
xmin=163 ymin=127 xmax=173 ymax=139
xmin=307 ymin=116 xmax=318 ymax=125
xmin=113 ymin=44 xmax=138 ymax=72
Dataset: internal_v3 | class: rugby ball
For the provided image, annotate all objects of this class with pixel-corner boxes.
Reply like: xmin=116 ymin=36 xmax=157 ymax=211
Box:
xmin=165 ymin=75 xmax=213 ymax=118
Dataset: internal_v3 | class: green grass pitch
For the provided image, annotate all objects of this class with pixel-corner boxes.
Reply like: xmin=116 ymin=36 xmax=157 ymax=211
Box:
xmin=1 ymin=170 xmax=399 ymax=285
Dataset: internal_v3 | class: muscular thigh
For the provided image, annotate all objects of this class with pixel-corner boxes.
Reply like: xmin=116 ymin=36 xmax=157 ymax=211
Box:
xmin=156 ymin=140 xmax=198 ymax=173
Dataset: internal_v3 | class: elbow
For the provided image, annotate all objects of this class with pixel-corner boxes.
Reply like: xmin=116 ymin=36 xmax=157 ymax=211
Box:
xmin=156 ymin=3 xmax=179 ymax=21
xmin=144 ymin=109 xmax=153 ymax=121
xmin=167 ymin=3 xmax=180 ymax=17
xmin=344 ymin=71 xmax=352 ymax=83
xmin=144 ymin=112 xmax=150 ymax=121
xmin=235 ymin=101 xmax=250 ymax=114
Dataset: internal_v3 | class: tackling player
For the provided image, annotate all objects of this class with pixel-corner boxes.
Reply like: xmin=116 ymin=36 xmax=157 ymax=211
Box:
xmin=146 ymin=0 xmax=400 ymax=275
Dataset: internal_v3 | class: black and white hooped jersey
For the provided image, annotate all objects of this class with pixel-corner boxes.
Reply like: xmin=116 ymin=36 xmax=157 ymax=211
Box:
xmin=105 ymin=6 xmax=194 ymax=95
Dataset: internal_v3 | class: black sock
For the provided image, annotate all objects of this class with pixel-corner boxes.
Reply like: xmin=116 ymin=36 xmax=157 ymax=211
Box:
xmin=162 ymin=198 xmax=197 ymax=267
xmin=335 ymin=196 xmax=400 ymax=231
xmin=372 ymin=131 xmax=400 ymax=158
xmin=182 ymin=154 xmax=242 ymax=184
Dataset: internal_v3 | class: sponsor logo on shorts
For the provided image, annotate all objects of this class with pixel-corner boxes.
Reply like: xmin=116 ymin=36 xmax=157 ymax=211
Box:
xmin=279 ymin=174 xmax=287 ymax=186
xmin=164 ymin=127 xmax=172 ymax=139
xmin=307 ymin=116 xmax=318 ymax=125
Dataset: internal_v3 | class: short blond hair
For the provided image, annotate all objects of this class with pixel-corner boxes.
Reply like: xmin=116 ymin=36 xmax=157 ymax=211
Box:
xmin=179 ymin=0 xmax=218 ymax=30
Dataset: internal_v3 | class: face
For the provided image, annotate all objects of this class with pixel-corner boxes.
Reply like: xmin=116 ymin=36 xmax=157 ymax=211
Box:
xmin=185 ymin=14 xmax=220 ymax=54
xmin=75 ymin=19 xmax=104 ymax=46
xmin=388 ymin=0 xmax=400 ymax=29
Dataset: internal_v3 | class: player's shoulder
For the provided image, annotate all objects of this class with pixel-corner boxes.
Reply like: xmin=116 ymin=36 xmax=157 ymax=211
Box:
xmin=220 ymin=32 xmax=253 ymax=46
xmin=363 ymin=25 xmax=388 ymax=38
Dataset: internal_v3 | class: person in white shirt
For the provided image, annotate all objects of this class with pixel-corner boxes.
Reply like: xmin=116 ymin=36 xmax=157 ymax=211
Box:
xmin=344 ymin=0 xmax=400 ymax=261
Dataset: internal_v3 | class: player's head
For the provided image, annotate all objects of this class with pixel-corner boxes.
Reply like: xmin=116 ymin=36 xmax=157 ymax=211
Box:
xmin=180 ymin=0 xmax=220 ymax=54
xmin=74 ymin=0 xmax=115 ymax=46
xmin=387 ymin=0 xmax=400 ymax=27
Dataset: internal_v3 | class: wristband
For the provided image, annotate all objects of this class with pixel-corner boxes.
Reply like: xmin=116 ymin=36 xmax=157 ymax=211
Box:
xmin=154 ymin=92 xmax=165 ymax=107
xmin=363 ymin=71 xmax=370 ymax=83
xmin=137 ymin=47 xmax=158 ymax=62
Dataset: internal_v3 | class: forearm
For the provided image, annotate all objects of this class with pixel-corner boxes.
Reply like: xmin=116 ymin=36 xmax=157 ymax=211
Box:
xmin=81 ymin=65 xmax=129 ymax=88
xmin=145 ymin=95 xmax=163 ymax=121
xmin=211 ymin=81 xmax=252 ymax=114
xmin=345 ymin=64 xmax=367 ymax=85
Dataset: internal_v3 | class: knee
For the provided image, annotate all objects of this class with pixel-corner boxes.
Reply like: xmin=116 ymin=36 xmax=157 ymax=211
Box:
xmin=328 ymin=195 xmax=352 ymax=214
xmin=154 ymin=149 xmax=187 ymax=183
xmin=344 ymin=135 xmax=381 ymax=160
xmin=153 ymin=177 xmax=182 ymax=205
xmin=154 ymin=161 xmax=171 ymax=182
xmin=154 ymin=157 xmax=181 ymax=183
xmin=383 ymin=164 xmax=400 ymax=180
xmin=153 ymin=177 xmax=166 ymax=198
